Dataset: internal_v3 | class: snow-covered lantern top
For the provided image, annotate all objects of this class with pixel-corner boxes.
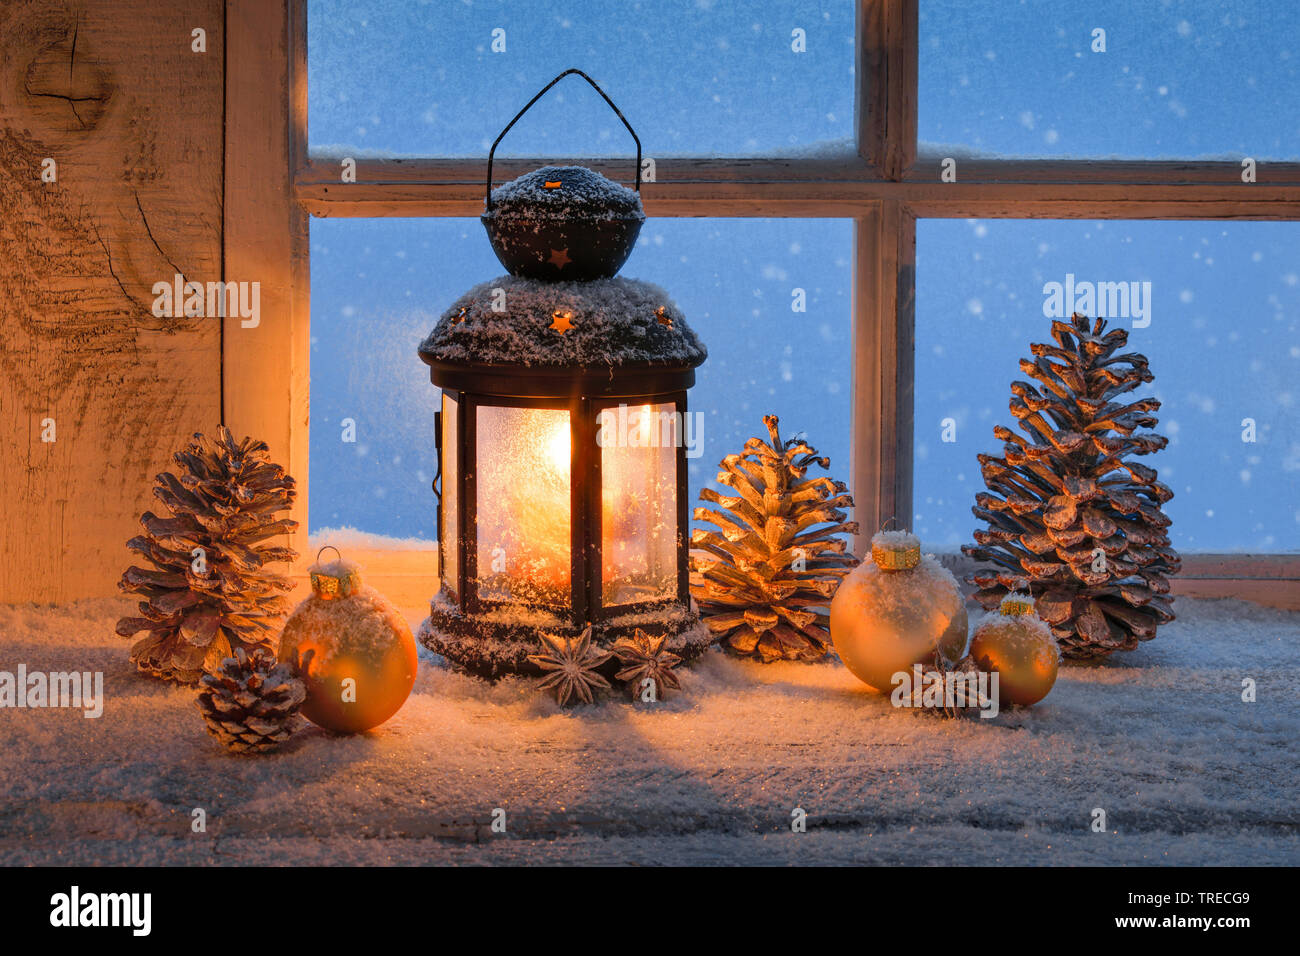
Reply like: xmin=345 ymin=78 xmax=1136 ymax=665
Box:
xmin=416 ymin=71 xmax=709 ymax=678
xmin=481 ymin=69 xmax=645 ymax=282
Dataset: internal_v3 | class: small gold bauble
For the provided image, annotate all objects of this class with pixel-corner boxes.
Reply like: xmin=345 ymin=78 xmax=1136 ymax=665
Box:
xmin=830 ymin=530 xmax=968 ymax=693
xmin=968 ymin=593 xmax=1059 ymax=707
xmin=279 ymin=551 xmax=418 ymax=734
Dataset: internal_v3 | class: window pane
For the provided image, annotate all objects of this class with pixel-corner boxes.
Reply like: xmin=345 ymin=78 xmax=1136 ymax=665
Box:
xmin=309 ymin=217 xmax=854 ymax=542
xmin=600 ymin=403 xmax=678 ymax=606
xmin=920 ymin=0 xmax=1300 ymax=159
xmin=441 ymin=392 xmax=458 ymax=591
xmin=476 ymin=405 xmax=572 ymax=605
xmin=915 ymin=219 xmax=1300 ymax=553
xmin=308 ymin=0 xmax=855 ymax=157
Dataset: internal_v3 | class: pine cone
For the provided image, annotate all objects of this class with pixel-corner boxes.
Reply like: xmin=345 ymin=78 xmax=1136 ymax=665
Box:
xmin=117 ymin=427 xmax=299 ymax=683
xmin=690 ymin=415 xmax=859 ymax=662
xmin=963 ymin=314 xmax=1179 ymax=661
xmin=196 ymin=648 xmax=306 ymax=753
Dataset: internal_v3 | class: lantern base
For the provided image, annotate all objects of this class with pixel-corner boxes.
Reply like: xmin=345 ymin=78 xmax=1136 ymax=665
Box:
xmin=418 ymin=593 xmax=711 ymax=680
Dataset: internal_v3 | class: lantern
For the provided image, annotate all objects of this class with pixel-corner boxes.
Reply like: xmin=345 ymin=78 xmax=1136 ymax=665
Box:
xmin=416 ymin=71 xmax=711 ymax=678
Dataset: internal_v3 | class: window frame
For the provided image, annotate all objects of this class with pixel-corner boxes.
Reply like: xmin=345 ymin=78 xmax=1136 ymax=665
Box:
xmin=223 ymin=0 xmax=1300 ymax=607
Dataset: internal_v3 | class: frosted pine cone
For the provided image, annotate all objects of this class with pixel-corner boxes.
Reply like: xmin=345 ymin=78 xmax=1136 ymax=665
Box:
xmin=690 ymin=415 xmax=859 ymax=662
xmin=117 ymin=427 xmax=298 ymax=684
xmin=963 ymin=314 xmax=1178 ymax=661
xmin=196 ymin=648 xmax=306 ymax=753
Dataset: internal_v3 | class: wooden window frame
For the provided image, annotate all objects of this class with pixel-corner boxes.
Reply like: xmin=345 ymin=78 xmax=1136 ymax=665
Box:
xmin=223 ymin=0 xmax=1299 ymax=607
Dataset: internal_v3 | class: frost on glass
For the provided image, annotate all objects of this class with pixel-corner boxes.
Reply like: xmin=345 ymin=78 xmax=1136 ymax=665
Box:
xmin=920 ymin=0 xmax=1300 ymax=160
xmin=915 ymin=219 xmax=1299 ymax=554
xmin=308 ymin=217 xmax=852 ymax=540
xmin=307 ymin=0 xmax=855 ymax=158
xmin=475 ymin=405 xmax=571 ymax=605
xmin=440 ymin=392 xmax=458 ymax=592
xmin=600 ymin=404 xmax=677 ymax=606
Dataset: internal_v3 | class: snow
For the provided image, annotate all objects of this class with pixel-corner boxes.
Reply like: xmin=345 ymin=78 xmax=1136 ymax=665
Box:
xmin=419 ymin=276 xmax=708 ymax=367
xmin=487 ymin=166 xmax=642 ymax=221
xmin=871 ymin=529 xmax=921 ymax=552
xmin=1 ymin=595 xmax=1296 ymax=865
xmin=309 ymin=528 xmax=438 ymax=552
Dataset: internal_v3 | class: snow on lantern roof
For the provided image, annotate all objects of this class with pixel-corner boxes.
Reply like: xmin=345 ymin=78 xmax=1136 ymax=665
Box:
xmin=418 ymin=275 xmax=707 ymax=370
xmin=486 ymin=165 xmax=643 ymax=222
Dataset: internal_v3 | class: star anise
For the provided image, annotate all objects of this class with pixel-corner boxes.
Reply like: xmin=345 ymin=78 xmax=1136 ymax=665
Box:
xmin=528 ymin=627 xmax=611 ymax=706
xmin=611 ymin=629 xmax=682 ymax=701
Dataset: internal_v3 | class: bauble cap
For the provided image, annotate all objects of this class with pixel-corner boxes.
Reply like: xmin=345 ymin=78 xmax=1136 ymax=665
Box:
xmin=309 ymin=546 xmax=362 ymax=600
xmin=870 ymin=529 xmax=921 ymax=571
xmin=999 ymin=592 xmax=1036 ymax=617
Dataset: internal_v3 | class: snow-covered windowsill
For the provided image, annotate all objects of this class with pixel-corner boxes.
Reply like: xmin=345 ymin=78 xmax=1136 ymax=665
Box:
xmin=1 ymin=596 xmax=1296 ymax=865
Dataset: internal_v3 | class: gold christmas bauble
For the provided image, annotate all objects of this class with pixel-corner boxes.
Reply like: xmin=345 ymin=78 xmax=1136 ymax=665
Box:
xmin=829 ymin=530 xmax=968 ymax=693
xmin=278 ymin=550 xmax=417 ymax=734
xmin=968 ymin=593 xmax=1059 ymax=707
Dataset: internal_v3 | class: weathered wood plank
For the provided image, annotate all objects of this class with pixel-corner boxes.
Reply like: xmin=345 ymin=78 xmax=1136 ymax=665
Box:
xmin=0 ymin=0 xmax=224 ymax=602
xmin=294 ymin=154 xmax=1300 ymax=186
xmin=295 ymin=176 xmax=1300 ymax=220
xmin=224 ymin=0 xmax=310 ymax=570
xmin=937 ymin=553 xmax=1300 ymax=611
xmin=860 ymin=0 xmax=917 ymax=178
xmin=850 ymin=204 xmax=914 ymax=552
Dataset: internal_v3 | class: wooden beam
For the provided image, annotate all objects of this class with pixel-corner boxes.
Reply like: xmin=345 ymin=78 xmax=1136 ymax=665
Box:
xmin=295 ymin=166 xmax=1300 ymax=220
xmin=939 ymin=553 xmax=1300 ymax=611
xmin=908 ymin=156 xmax=1300 ymax=185
xmin=0 ymin=0 xmax=223 ymax=601
xmin=860 ymin=0 xmax=917 ymax=178
xmin=298 ymin=155 xmax=1300 ymax=187
xmin=225 ymin=0 xmax=310 ymax=566
xmin=851 ymin=204 xmax=915 ymax=552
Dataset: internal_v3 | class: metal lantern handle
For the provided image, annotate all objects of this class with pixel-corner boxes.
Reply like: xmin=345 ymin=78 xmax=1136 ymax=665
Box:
xmin=484 ymin=68 xmax=642 ymax=210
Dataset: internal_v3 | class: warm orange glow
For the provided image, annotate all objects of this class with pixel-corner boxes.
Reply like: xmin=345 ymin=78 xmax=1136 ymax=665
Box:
xmin=478 ymin=406 xmax=571 ymax=603
xmin=545 ymin=418 xmax=572 ymax=474
xmin=599 ymin=404 xmax=677 ymax=606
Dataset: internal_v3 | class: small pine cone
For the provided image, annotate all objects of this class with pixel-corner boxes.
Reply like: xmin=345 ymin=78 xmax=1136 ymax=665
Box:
xmin=196 ymin=648 xmax=306 ymax=753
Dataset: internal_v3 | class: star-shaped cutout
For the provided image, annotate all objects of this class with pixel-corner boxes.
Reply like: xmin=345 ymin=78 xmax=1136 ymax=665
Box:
xmin=548 ymin=247 xmax=572 ymax=269
xmin=550 ymin=310 xmax=574 ymax=334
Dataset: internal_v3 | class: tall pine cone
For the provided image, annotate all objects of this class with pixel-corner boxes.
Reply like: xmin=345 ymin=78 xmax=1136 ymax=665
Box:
xmin=196 ymin=648 xmax=306 ymax=753
xmin=117 ymin=427 xmax=299 ymax=683
xmin=962 ymin=314 xmax=1179 ymax=661
xmin=690 ymin=415 xmax=859 ymax=662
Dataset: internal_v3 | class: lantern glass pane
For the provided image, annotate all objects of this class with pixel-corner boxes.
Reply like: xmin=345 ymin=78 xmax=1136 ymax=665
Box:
xmin=599 ymin=404 xmax=678 ymax=607
xmin=475 ymin=405 xmax=572 ymax=605
xmin=441 ymin=392 xmax=458 ymax=594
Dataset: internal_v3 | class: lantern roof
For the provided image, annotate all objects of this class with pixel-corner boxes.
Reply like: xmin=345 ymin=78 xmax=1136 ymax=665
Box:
xmin=486 ymin=166 xmax=643 ymax=222
xmin=419 ymin=275 xmax=707 ymax=374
